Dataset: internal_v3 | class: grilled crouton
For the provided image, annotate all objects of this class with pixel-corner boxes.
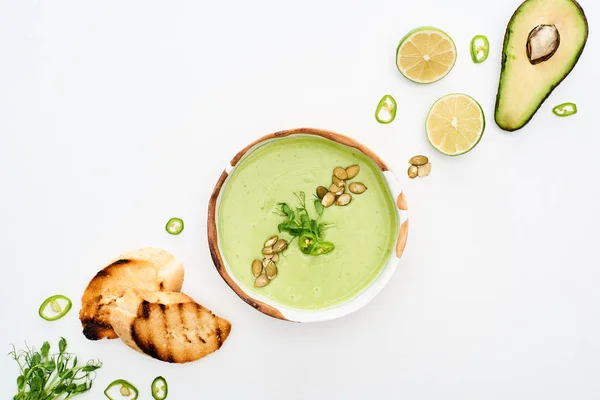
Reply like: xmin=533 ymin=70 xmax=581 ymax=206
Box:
xmin=110 ymin=289 xmax=231 ymax=363
xmin=79 ymin=248 xmax=184 ymax=340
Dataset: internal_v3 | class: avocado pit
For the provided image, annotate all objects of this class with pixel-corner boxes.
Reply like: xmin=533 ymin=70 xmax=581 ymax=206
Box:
xmin=527 ymin=24 xmax=560 ymax=65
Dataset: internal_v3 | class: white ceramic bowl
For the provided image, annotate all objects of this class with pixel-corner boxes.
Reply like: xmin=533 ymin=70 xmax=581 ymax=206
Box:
xmin=207 ymin=128 xmax=408 ymax=323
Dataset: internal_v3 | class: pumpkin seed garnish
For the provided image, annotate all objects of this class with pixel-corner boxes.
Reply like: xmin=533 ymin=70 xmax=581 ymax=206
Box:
xmin=266 ymin=263 xmax=278 ymax=279
xmin=409 ymin=155 xmax=429 ymax=166
xmin=345 ymin=165 xmax=360 ymax=179
xmin=349 ymin=182 xmax=367 ymax=194
xmin=272 ymin=253 xmax=279 ymax=262
xmin=322 ymin=192 xmax=336 ymax=207
xmin=264 ymin=235 xmax=278 ymax=247
xmin=316 ymin=186 xmax=328 ymax=199
xmin=273 ymin=239 xmax=288 ymax=253
xmin=333 ymin=167 xmax=348 ymax=180
xmin=329 ymin=183 xmax=342 ymax=193
xmin=336 ymin=193 xmax=352 ymax=206
xmin=262 ymin=246 xmax=274 ymax=255
xmin=251 ymin=260 xmax=263 ymax=277
xmin=408 ymin=165 xmax=418 ymax=179
xmin=254 ymin=274 xmax=270 ymax=288
xmin=418 ymin=162 xmax=432 ymax=177
xmin=332 ymin=175 xmax=345 ymax=187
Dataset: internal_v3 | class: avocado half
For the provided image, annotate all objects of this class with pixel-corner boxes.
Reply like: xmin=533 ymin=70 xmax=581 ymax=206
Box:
xmin=495 ymin=0 xmax=588 ymax=132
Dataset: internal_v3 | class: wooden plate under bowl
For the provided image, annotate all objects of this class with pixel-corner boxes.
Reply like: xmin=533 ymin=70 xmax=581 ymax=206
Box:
xmin=207 ymin=128 xmax=409 ymax=323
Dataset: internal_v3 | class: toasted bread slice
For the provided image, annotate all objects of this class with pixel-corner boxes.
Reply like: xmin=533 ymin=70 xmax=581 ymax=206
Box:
xmin=80 ymin=248 xmax=184 ymax=341
xmin=111 ymin=289 xmax=232 ymax=364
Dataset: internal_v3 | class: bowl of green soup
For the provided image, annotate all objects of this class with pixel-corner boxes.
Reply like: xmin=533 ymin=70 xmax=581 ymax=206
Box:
xmin=208 ymin=128 xmax=408 ymax=322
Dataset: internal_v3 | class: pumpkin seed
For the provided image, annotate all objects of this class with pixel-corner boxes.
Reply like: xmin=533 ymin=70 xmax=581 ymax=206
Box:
xmin=418 ymin=162 xmax=432 ymax=177
xmin=349 ymin=182 xmax=367 ymax=194
xmin=329 ymin=183 xmax=342 ymax=193
xmin=408 ymin=165 xmax=418 ymax=179
xmin=266 ymin=263 xmax=278 ymax=279
xmin=254 ymin=274 xmax=270 ymax=288
xmin=332 ymin=176 xmax=345 ymax=187
xmin=316 ymin=186 xmax=328 ymax=199
xmin=409 ymin=155 xmax=429 ymax=166
xmin=252 ymin=260 xmax=263 ymax=277
xmin=322 ymin=192 xmax=336 ymax=207
xmin=273 ymin=239 xmax=288 ymax=253
xmin=336 ymin=193 xmax=352 ymax=206
xmin=272 ymin=253 xmax=279 ymax=262
xmin=333 ymin=167 xmax=348 ymax=180
xmin=262 ymin=246 xmax=274 ymax=255
xmin=264 ymin=235 xmax=278 ymax=247
xmin=345 ymin=165 xmax=360 ymax=179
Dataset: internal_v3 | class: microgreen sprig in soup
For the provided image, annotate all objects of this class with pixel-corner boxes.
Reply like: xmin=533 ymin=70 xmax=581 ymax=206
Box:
xmin=276 ymin=191 xmax=335 ymax=256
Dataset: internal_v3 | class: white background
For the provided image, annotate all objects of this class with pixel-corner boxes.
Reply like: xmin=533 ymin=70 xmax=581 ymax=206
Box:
xmin=1 ymin=0 xmax=599 ymax=398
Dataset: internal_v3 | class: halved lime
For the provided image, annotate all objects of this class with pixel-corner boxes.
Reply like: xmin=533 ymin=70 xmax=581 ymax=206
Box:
xmin=396 ymin=27 xmax=457 ymax=84
xmin=426 ymin=93 xmax=485 ymax=156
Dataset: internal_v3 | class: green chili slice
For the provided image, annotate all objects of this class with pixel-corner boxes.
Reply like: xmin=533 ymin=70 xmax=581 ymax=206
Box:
xmin=309 ymin=241 xmax=335 ymax=256
xmin=165 ymin=217 xmax=184 ymax=235
xmin=470 ymin=35 xmax=489 ymax=64
xmin=299 ymin=232 xmax=317 ymax=254
xmin=152 ymin=376 xmax=168 ymax=400
xmin=375 ymin=94 xmax=397 ymax=124
xmin=552 ymin=102 xmax=578 ymax=117
xmin=38 ymin=295 xmax=72 ymax=321
xmin=104 ymin=379 xmax=139 ymax=400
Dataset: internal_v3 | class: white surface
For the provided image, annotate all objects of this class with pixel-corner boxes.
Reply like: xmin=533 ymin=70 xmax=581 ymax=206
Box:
xmin=1 ymin=0 xmax=599 ymax=398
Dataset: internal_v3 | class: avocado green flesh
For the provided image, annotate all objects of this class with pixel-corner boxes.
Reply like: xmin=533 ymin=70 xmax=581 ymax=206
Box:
xmin=217 ymin=136 xmax=399 ymax=310
xmin=495 ymin=0 xmax=588 ymax=131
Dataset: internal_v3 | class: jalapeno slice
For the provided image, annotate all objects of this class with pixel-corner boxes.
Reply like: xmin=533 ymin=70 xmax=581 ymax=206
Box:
xmin=38 ymin=295 xmax=72 ymax=321
xmin=104 ymin=379 xmax=139 ymax=400
xmin=552 ymin=102 xmax=577 ymax=117
xmin=152 ymin=376 xmax=168 ymax=400
xmin=375 ymin=94 xmax=397 ymax=124
xmin=309 ymin=241 xmax=335 ymax=256
xmin=470 ymin=35 xmax=490 ymax=64
xmin=299 ymin=232 xmax=317 ymax=254
xmin=165 ymin=217 xmax=184 ymax=235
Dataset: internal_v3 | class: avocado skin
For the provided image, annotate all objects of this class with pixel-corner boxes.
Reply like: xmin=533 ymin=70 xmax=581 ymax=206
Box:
xmin=494 ymin=0 xmax=589 ymax=132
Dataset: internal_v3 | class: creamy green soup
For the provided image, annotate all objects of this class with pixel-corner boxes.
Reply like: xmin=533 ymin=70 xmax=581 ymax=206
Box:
xmin=218 ymin=136 xmax=398 ymax=310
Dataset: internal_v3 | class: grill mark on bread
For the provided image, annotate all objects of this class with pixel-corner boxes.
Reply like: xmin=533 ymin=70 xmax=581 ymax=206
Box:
xmin=131 ymin=323 xmax=141 ymax=350
xmin=141 ymin=301 xmax=151 ymax=319
xmin=94 ymin=269 xmax=110 ymax=278
xmin=161 ymin=303 xmax=171 ymax=362
xmin=178 ymin=303 xmax=192 ymax=344
xmin=82 ymin=320 xmax=114 ymax=340
xmin=131 ymin=305 xmax=161 ymax=361
xmin=109 ymin=259 xmax=131 ymax=267
xmin=146 ymin=342 xmax=159 ymax=360
xmin=195 ymin=305 xmax=207 ymax=344
xmin=215 ymin=326 xmax=222 ymax=348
